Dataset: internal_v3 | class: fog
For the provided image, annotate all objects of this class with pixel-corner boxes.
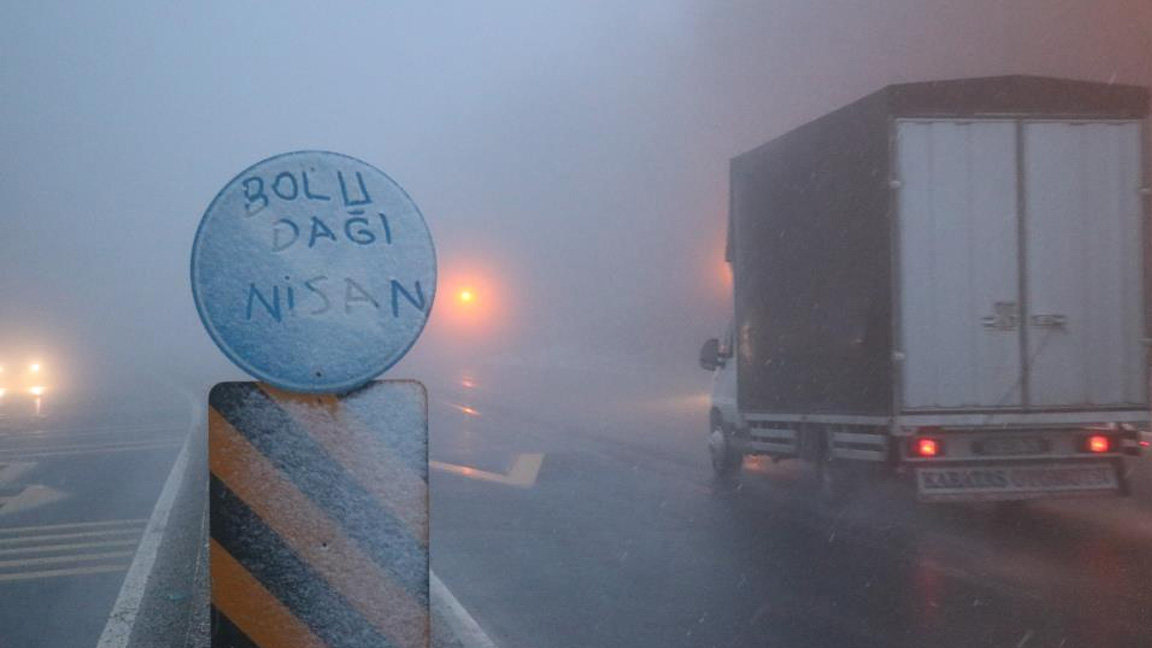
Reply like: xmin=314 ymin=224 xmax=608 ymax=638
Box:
xmin=3 ymin=1 xmax=1152 ymax=414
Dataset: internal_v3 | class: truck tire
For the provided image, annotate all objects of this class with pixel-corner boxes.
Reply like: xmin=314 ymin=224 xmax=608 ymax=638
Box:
xmin=708 ymin=415 xmax=742 ymax=477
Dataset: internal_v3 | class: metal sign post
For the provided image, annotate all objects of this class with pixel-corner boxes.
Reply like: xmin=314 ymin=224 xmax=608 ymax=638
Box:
xmin=192 ymin=151 xmax=435 ymax=648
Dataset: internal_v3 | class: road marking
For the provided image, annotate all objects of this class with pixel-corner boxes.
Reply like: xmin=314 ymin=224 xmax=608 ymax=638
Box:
xmin=0 ymin=462 xmax=37 ymax=485
xmin=0 ymin=438 xmax=183 ymax=459
xmin=0 ymin=549 xmax=135 ymax=569
xmin=0 ymin=563 xmax=129 ymax=583
xmin=431 ymin=571 xmax=499 ymax=648
xmin=97 ymin=417 xmax=195 ymax=648
xmin=0 ymin=437 xmax=184 ymax=453
xmin=0 ymin=527 xmax=142 ymax=546
xmin=0 ymin=516 xmax=143 ymax=585
xmin=0 ymin=518 xmax=145 ymax=535
xmin=0 ymin=485 xmax=68 ymax=516
xmin=0 ymin=423 xmax=186 ymax=439
xmin=0 ymin=538 xmax=138 ymax=556
xmin=431 ymin=453 xmax=545 ymax=488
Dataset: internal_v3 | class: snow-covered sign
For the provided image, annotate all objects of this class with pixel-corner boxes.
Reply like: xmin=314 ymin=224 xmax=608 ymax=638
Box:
xmin=191 ymin=151 xmax=436 ymax=393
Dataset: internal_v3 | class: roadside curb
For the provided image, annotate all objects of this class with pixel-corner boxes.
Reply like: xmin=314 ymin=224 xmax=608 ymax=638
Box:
xmin=96 ymin=393 xmax=201 ymax=648
xmin=432 ymin=571 xmax=500 ymax=648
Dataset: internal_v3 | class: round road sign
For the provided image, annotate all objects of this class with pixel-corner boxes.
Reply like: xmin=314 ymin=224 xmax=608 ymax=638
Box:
xmin=191 ymin=151 xmax=436 ymax=393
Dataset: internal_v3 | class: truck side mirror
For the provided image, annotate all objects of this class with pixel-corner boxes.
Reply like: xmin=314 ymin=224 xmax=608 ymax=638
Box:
xmin=699 ymin=338 xmax=722 ymax=371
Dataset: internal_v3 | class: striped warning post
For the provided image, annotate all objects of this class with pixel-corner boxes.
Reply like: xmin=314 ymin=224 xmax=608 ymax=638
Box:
xmin=209 ymin=381 xmax=429 ymax=648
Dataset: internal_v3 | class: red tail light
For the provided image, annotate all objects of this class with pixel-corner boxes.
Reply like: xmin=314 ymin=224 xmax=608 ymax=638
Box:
xmin=913 ymin=438 xmax=942 ymax=458
xmin=1085 ymin=435 xmax=1111 ymax=454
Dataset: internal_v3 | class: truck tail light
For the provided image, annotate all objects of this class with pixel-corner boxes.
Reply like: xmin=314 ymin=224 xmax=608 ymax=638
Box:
xmin=912 ymin=437 xmax=942 ymax=458
xmin=1084 ymin=434 xmax=1112 ymax=454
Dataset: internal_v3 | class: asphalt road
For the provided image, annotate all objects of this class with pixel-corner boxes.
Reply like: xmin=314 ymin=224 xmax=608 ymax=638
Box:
xmin=428 ymin=371 xmax=1152 ymax=648
xmin=6 ymin=373 xmax=1152 ymax=648
xmin=0 ymin=395 xmax=188 ymax=648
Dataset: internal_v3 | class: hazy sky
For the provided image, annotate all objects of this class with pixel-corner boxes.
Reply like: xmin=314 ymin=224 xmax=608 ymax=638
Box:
xmin=3 ymin=1 xmax=1151 ymax=399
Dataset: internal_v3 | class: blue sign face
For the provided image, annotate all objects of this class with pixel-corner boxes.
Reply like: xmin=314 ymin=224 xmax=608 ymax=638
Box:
xmin=191 ymin=151 xmax=436 ymax=393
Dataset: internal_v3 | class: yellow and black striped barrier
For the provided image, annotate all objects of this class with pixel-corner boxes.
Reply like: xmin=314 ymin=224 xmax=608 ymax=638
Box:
xmin=209 ymin=381 xmax=429 ymax=648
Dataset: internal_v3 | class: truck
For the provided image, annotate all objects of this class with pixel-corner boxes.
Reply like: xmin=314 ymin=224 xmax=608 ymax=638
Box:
xmin=700 ymin=75 xmax=1150 ymax=503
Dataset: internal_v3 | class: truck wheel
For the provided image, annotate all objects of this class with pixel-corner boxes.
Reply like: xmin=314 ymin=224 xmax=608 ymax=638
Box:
xmin=708 ymin=418 xmax=742 ymax=477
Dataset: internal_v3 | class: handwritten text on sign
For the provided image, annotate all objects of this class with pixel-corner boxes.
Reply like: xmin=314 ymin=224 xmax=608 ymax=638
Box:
xmin=191 ymin=151 xmax=436 ymax=393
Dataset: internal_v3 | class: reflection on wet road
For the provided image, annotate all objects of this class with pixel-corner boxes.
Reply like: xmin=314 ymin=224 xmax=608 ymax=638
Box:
xmin=429 ymin=371 xmax=1152 ymax=648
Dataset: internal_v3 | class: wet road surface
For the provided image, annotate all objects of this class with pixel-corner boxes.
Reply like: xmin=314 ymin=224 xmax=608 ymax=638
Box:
xmin=6 ymin=376 xmax=1152 ymax=648
xmin=0 ymin=399 xmax=188 ymax=648
xmin=429 ymin=373 xmax=1152 ymax=648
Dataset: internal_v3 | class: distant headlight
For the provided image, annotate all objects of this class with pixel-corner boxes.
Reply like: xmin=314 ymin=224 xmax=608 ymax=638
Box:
xmin=28 ymin=386 xmax=44 ymax=396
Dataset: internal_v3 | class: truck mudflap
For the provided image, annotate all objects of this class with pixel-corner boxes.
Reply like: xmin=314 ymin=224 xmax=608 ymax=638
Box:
xmin=915 ymin=460 xmax=1123 ymax=502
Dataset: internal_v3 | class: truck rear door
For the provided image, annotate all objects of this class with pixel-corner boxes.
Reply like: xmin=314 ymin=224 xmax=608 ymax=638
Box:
xmin=897 ymin=119 xmax=1148 ymax=411
xmin=897 ymin=120 xmax=1023 ymax=409
xmin=1023 ymin=121 xmax=1147 ymax=408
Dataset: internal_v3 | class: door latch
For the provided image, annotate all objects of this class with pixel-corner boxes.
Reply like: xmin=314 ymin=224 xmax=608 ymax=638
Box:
xmin=1031 ymin=314 xmax=1068 ymax=329
xmin=981 ymin=301 xmax=1019 ymax=330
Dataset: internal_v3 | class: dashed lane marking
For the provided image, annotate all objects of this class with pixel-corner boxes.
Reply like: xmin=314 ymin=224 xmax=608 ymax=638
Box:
xmin=0 ymin=563 xmax=130 ymax=583
xmin=0 ymin=518 xmax=144 ymax=584
xmin=0 ymin=438 xmax=184 ymax=454
xmin=0 ymin=438 xmax=182 ymax=460
xmin=0 ymin=539 xmax=138 ymax=556
xmin=0 ymin=425 xmax=186 ymax=442
xmin=0 ymin=518 xmax=146 ymax=535
xmin=0 ymin=549 xmax=135 ymax=569
xmin=0 ymin=526 xmax=142 ymax=546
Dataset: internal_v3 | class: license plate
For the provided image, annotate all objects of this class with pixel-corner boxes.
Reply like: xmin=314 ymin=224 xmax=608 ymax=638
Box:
xmin=916 ymin=463 xmax=1119 ymax=500
xmin=973 ymin=436 xmax=1050 ymax=457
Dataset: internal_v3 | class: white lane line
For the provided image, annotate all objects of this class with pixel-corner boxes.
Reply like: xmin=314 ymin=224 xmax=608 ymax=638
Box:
xmin=0 ymin=425 xmax=186 ymax=440
xmin=0 ymin=528 xmax=141 ymax=546
xmin=0 ymin=563 xmax=129 ymax=583
xmin=0 ymin=539 xmax=138 ymax=556
xmin=0 ymin=518 xmax=146 ymax=535
xmin=431 ymin=571 xmax=499 ymax=648
xmin=96 ymin=425 xmax=194 ymax=648
xmin=0 ymin=438 xmax=185 ymax=454
xmin=0 ymin=438 xmax=180 ymax=458
xmin=0 ymin=549 xmax=136 ymax=569
xmin=0 ymin=440 xmax=182 ymax=460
